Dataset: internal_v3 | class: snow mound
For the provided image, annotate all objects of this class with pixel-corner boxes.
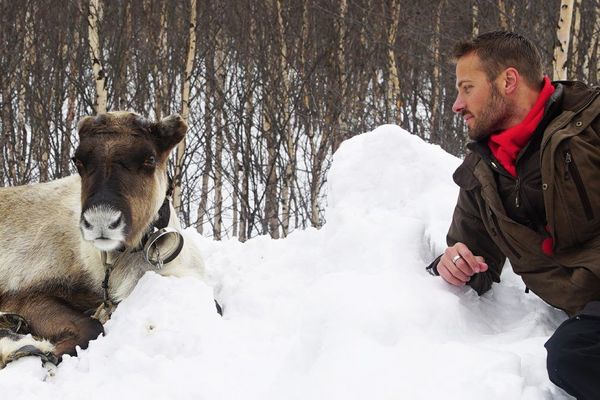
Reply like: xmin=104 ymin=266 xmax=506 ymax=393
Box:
xmin=1 ymin=125 xmax=570 ymax=399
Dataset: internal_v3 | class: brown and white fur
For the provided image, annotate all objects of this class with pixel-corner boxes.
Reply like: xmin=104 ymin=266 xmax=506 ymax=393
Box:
xmin=0 ymin=112 xmax=203 ymax=367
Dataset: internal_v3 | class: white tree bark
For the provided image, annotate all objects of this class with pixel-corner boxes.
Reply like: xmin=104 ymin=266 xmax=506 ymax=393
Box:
xmin=471 ymin=0 xmax=479 ymax=36
xmin=553 ymin=0 xmax=575 ymax=80
xmin=173 ymin=0 xmax=197 ymax=213
xmin=212 ymin=27 xmax=225 ymax=240
xmin=570 ymin=0 xmax=582 ymax=77
xmin=88 ymin=0 xmax=107 ymax=114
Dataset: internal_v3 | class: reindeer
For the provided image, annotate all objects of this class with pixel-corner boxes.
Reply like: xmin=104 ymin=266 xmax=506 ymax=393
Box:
xmin=0 ymin=112 xmax=204 ymax=368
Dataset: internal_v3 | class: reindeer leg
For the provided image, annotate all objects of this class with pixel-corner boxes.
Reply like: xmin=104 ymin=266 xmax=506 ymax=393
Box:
xmin=0 ymin=312 xmax=30 ymax=333
xmin=0 ymin=312 xmax=58 ymax=368
xmin=0 ymin=293 xmax=104 ymax=364
xmin=0 ymin=328 xmax=58 ymax=368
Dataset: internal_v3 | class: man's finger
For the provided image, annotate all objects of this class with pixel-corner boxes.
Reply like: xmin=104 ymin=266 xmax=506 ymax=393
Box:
xmin=438 ymin=262 xmax=466 ymax=286
xmin=451 ymin=256 xmax=475 ymax=277
xmin=453 ymin=244 xmax=481 ymax=274
xmin=448 ymin=262 xmax=471 ymax=282
xmin=474 ymin=256 xmax=489 ymax=272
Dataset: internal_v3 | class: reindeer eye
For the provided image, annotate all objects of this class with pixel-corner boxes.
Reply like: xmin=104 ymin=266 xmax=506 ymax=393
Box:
xmin=71 ymin=157 xmax=84 ymax=170
xmin=143 ymin=156 xmax=156 ymax=168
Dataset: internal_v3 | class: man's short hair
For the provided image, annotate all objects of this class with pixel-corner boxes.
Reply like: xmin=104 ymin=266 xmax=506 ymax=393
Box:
xmin=452 ymin=31 xmax=543 ymax=89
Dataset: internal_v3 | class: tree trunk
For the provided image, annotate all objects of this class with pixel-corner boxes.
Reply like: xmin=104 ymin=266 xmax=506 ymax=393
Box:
xmin=430 ymin=0 xmax=445 ymax=145
xmin=240 ymin=73 xmax=253 ymax=241
xmin=88 ymin=0 xmax=107 ymax=114
xmin=301 ymin=0 xmax=320 ymax=228
xmin=385 ymin=0 xmax=402 ymax=125
xmin=16 ymin=5 xmax=34 ymax=184
xmin=471 ymin=0 xmax=479 ymax=36
xmin=113 ymin=1 xmax=131 ymax=110
xmin=331 ymin=0 xmax=348 ymax=152
xmin=153 ymin=1 xmax=169 ymax=120
xmin=195 ymin=40 xmax=214 ymax=235
xmin=0 ymin=82 xmax=11 ymax=186
xmin=570 ymin=0 xmax=582 ymax=78
xmin=212 ymin=27 xmax=225 ymax=240
xmin=584 ymin=3 xmax=600 ymax=82
xmin=173 ymin=0 xmax=197 ymax=213
xmin=553 ymin=0 xmax=575 ymax=81
xmin=63 ymin=28 xmax=80 ymax=177
xmin=498 ymin=0 xmax=509 ymax=30
xmin=263 ymin=96 xmax=280 ymax=239
xmin=273 ymin=0 xmax=294 ymax=238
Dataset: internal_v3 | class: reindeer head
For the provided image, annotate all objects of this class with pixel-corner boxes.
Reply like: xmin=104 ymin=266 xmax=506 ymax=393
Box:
xmin=73 ymin=111 xmax=186 ymax=251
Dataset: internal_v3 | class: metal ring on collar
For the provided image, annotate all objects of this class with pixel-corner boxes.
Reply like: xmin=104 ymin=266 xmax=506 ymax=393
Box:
xmin=143 ymin=227 xmax=184 ymax=269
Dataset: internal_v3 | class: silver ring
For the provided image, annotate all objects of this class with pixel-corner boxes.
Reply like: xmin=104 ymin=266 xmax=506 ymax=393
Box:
xmin=452 ymin=254 xmax=463 ymax=264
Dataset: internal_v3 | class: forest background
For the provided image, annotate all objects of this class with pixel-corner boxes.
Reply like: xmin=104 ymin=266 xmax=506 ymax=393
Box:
xmin=0 ymin=0 xmax=597 ymax=241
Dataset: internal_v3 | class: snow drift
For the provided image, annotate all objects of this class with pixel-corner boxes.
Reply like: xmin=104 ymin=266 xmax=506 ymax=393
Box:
xmin=0 ymin=125 xmax=571 ymax=399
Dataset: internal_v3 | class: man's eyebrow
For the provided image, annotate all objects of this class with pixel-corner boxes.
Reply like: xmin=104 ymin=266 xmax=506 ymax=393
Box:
xmin=456 ymin=80 xmax=473 ymax=89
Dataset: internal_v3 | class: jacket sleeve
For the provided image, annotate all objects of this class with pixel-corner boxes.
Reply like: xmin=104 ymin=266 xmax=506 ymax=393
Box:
xmin=430 ymin=187 xmax=506 ymax=295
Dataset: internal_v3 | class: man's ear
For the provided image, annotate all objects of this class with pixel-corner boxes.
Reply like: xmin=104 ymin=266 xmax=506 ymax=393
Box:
xmin=502 ymin=67 xmax=519 ymax=95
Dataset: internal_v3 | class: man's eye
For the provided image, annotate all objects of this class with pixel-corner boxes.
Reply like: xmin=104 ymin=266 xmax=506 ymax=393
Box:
xmin=464 ymin=86 xmax=473 ymax=93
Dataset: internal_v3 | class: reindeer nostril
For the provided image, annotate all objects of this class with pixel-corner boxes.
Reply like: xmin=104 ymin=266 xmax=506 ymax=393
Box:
xmin=82 ymin=217 xmax=92 ymax=230
xmin=108 ymin=215 xmax=122 ymax=230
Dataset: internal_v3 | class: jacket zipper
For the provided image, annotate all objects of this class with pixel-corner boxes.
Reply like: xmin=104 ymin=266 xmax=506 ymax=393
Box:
xmin=490 ymin=212 xmax=522 ymax=259
xmin=564 ymin=149 xmax=594 ymax=220
xmin=515 ymin=178 xmax=521 ymax=208
xmin=489 ymin=160 xmax=522 ymax=209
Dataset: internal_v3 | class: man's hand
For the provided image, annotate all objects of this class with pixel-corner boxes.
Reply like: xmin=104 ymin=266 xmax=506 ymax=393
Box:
xmin=438 ymin=242 xmax=488 ymax=286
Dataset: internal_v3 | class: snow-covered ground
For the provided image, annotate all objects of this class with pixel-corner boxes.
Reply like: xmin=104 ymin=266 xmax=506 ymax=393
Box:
xmin=1 ymin=125 xmax=571 ymax=399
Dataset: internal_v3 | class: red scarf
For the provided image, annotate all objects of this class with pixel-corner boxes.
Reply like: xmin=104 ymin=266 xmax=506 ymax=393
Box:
xmin=488 ymin=76 xmax=555 ymax=177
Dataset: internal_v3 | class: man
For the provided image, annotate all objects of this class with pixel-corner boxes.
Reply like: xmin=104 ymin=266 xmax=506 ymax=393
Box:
xmin=427 ymin=31 xmax=600 ymax=399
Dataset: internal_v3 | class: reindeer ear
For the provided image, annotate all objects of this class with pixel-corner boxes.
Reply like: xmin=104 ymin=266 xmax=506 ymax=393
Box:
xmin=77 ymin=115 xmax=96 ymax=138
xmin=155 ymin=114 xmax=187 ymax=152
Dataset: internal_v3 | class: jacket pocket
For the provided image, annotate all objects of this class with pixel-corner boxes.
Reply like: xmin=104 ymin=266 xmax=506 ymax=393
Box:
xmin=552 ymin=135 xmax=600 ymax=250
xmin=564 ymin=149 xmax=594 ymax=220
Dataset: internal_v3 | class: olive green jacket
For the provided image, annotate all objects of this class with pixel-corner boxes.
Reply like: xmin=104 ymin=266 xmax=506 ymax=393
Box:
xmin=441 ymin=81 xmax=600 ymax=316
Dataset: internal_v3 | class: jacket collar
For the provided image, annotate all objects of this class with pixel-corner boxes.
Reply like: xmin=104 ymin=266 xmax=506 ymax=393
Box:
xmin=453 ymin=82 xmax=566 ymax=189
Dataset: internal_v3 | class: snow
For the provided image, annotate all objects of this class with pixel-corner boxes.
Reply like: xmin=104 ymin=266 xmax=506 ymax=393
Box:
xmin=1 ymin=125 xmax=571 ymax=399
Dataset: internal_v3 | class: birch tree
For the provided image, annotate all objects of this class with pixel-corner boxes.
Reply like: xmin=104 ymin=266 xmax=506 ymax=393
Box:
xmin=212 ymin=25 xmax=225 ymax=240
xmin=272 ymin=0 xmax=295 ymax=237
xmin=173 ymin=0 xmax=197 ymax=213
xmin=87 ymin=0 xmax=107 ymax=114
xmin=553 ymin=0 xmax=575 ymax=80
xmin=471 ymin=0 xmax=479 ymax=36
xmin=570 ymin=0 xmax=582 ymax=78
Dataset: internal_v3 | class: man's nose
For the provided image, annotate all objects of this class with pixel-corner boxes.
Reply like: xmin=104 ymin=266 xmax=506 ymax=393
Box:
xmin=452 ymin=95 xmax=465 ymax=114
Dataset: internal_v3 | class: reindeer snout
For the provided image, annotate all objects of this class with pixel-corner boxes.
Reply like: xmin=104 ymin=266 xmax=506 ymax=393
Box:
xmin=80 ymin=206 xmax=126 ymax=251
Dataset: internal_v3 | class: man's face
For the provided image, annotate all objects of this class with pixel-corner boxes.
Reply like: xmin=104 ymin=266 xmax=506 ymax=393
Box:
xmin=452 ymin=53 xmax=510 ymax=141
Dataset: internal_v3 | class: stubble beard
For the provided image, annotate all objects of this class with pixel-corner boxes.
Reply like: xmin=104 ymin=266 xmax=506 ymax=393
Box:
xmin=466 ymin=83 xmax=511 ymax=142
